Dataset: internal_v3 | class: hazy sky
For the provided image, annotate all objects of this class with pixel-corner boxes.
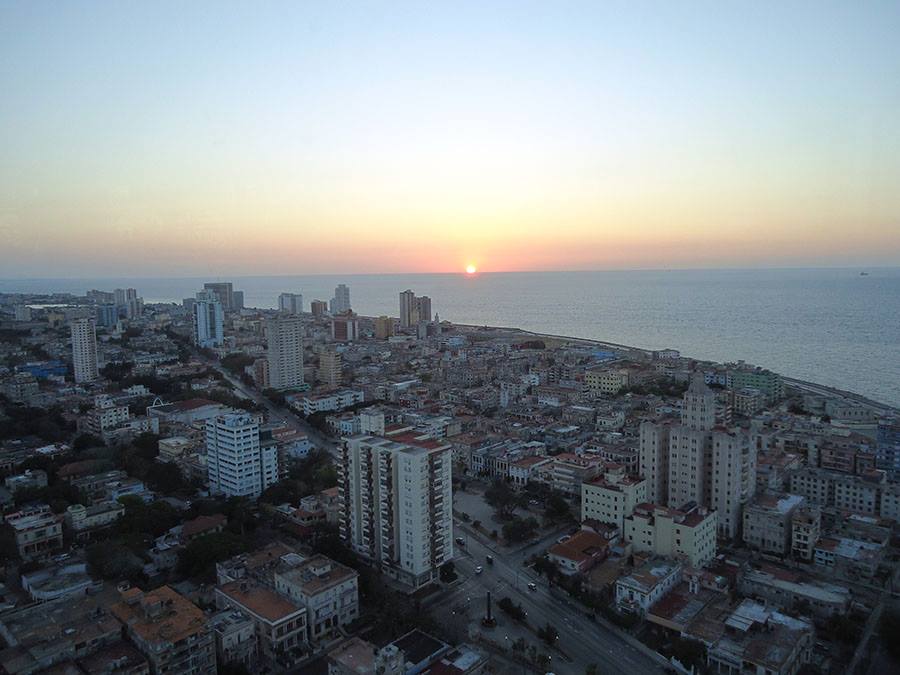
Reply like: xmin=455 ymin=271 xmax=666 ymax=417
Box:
xmin=2 ymin=1 xmax=899 ymax=277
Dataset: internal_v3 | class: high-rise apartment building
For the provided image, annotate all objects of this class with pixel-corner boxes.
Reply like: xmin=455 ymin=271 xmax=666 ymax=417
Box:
xmin=71 ymin=318 xmax=99 ymax=384
xmin=193 ymin=291 xmax=225 ymax=347
xmin=339 ymin=434 xmax=453 ymax=589
xmin=399 ymin=290 xmax=416 ymax=329
xmin=639 ymin=372 xmax=756 ymax=540
xmin=204 ymin=282 xmax=235 ymax=310
xmin=278 ymin=292 xmax=304 ymax=314
xmin=96 ymin=304 xmax=118 ymax=328
xmin=266 ymin=316 xmax=304 ymax=390
xmin=399 ymin=290 xmax=432 ymax=329
xmin=318 ymin=350 xmax=342 ymax=387
xmin=310 ymin=300 xmax=328 ymax=317
xmin=330 ymin=284 xmax=351 ymax=314
xmin=331 ymin=312 xmax=359 ymax=342
xmin=207 ymin=413 xmax=279 ymax=499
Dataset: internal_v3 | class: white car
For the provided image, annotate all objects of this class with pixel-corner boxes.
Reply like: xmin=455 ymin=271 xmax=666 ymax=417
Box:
xmin=474 ymin=566 xmax=484 ymax=574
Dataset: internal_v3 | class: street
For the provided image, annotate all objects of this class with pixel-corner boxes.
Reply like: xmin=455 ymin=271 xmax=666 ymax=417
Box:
xmin=436 ymin=520 xmax=670 ymax=675
xmin=206 ymin=359 xmax=339 ymax=458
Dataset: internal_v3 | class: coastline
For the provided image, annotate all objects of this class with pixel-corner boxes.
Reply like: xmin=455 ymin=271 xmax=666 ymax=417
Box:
xmin=452 ymin=322 xmax=899 ymax=414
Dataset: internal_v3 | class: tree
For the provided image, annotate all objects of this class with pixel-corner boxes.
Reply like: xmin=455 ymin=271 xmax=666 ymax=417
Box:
xmin=485 ymin=479 xmax=522 ymax=519
xmin=544 ymin=493 xmax=572 ymax=522
xmin=178 ymin=531 xmax=249 ymax=579
xmin=497 ymin=597 xmax=527 ymax=623
xmin=440 ymin=561 xmax=458 ymax=583
xmin=538 ymin=622 xmax=558 ymax=645
xmin=86 ymin=540 xmax=145 ymax=582
xmin=880 ymin=610 xmax=900 ymax=661
xmin=502 ymin=516 xmax=539 ymax=543
xmin=73 ymin=433 xmax=106 ymax=452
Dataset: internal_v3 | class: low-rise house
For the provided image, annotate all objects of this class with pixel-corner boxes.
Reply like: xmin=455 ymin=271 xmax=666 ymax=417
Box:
xmin=215 ymin=581 xmax=307 ymax=668
xmin=6 ymin=505 xmax=63 ymax=561
xmin=4 ymin=470 xmax=48 ymax=494
xmin=739 ymin=565 xmax=850 ymax=619
xmin=65 ymin=501 xmax=125 ymax=537
xmin=813 ymin=535 xmax=884 ymax=579
xmin=20 ymin=559 xmax=99 ymax=602
xmin=706 ymin=599 xmax=814 ymax=675
xmin=110 ymin=586 xmax=216 ymax=675
xmin=790 ymin=506 xmax=821 ymax=561
xmin=274 ymin=555 xmax=360 ymax=643
xmin=328 ymin=637 xmax=404 ymax=675
xmin=615 ymin=558 xmax=682 ymax=615
xmin=548 ymin=528 xmax=615 ymax=575
xmin=209 ymin=609 xmax=258 ymax=671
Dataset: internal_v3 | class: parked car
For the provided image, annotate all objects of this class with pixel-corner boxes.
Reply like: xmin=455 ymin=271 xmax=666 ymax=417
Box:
xmin=486 ymin=555 xmax=493 ymax=565
xmin=475 ymin=566 xmax=484 ymax=574
xmin=455 ymin=537 xmax=466 ymax=546
xmin=528 ymin=582 xmax=537 ymax=591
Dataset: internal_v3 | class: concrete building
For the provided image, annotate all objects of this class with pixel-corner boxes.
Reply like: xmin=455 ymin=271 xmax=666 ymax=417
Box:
xmin=215 ymin=581 xmax=307 ymax=667
xmin=624 ymin=502 xmax=717 ymax=567
xmin=203 ymin=282 xmax=234 ymax=310
xmin=399 ymin=290 xmax=432 ymax=329
xmin=193 ymin=291 xmax=224 ymax=347
xmin=266 ymin=316 xmax=304 ymax=391
xmin=615 ymin=558 xmax=682 ymax=615
xmin=278 ymin=292 xmax=303 ymax=314
xmin=330 ymin=284 xmax=351 ymax=314
xmin=639 ymin=420 xmax=671 ymax=504
xmin=580 ymin=465 xmax=647 ymax=530
xmin=374 ymin=316 xmax=394 ymax=339
xmin=207 ymin=413 xmax=279 ymax=499
xmin=274 ymin=555 xmax=359 ymax=643
xmin=310 ymin=300 xmax=328 ymax=317
xmin=790 ymin=505 xmax=822 ymax=561
xmin=318 ymin=350 xmax=342 ymax=387
xmin=710 ymin=428 xmax=757 ymax=539
xmin=209 ymin=609 xmax=258 ymax=671
xmin=331 ymin=312 xmax=360 ymax=342
xmin=742 ymin=492 xmax=805 ymax=556
xmin=112 ymin=585 xmax=216 ymax=675
xmin=339 ymin=433 xmax=453 ymax=590
xmin=7 ymin=505 xmax=63 ymax=561
xmin=71 ymin=317 xmax=99 ymax=383
xmin=728 ymin=366 xmax=784 ymax=403
xmin=876 ymin=417 xmax=900 ymax=478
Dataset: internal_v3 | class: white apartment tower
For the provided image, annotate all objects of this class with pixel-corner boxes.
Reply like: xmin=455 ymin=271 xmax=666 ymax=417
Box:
xmin=638 ymin=371 xmax=756 ymax=541
xmin=266 ymin=316 xmax=304 ymax=391
xmin=206 ymin=413 xmax=279 ymax=499
xmin=668 ymin=374 xmax=717 ymax=508
xmin=278 ymin=292 xmax=303 ymax=314
xmin=330 ymin=284 xmax=351 ymax=314
xmin=318 ymin=350 xmax=342 ymax=387
xmin=71 ymin=318 xmax=99 ymax=384
xmin=339 ymin=434 xmax=453 ymax=589
xmin=193 ymin=291 xmax=224 ymax=347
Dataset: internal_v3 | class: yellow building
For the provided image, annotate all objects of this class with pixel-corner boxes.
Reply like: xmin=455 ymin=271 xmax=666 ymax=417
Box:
xmin=624 ymin=502 xmax=717 ymax=567
xmin=581 ymin=465 xmax=647 ymax=530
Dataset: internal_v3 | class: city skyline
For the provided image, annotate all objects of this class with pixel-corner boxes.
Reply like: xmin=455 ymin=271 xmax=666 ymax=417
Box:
xmin=2 ymin=2 xmax=900 ymax=277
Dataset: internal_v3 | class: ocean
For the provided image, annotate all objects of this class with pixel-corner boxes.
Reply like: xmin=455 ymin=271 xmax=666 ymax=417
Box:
xmin=2 ymin=268 xmax=899 ymax=408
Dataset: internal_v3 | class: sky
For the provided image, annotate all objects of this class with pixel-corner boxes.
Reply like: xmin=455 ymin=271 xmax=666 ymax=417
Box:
xmin=1 ymin=1 xmax=899 ymax=278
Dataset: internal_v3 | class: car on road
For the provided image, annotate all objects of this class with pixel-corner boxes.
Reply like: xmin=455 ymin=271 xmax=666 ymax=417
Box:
xmin=527 ymin=582 xmax=537 ymax=591
xmin=485 ymin=555 xmax=493 ymax=565
xmin=474 ymin=566 xmax=483 ymax=574
xmin=455 ymin=537 xmax=466 ymax=546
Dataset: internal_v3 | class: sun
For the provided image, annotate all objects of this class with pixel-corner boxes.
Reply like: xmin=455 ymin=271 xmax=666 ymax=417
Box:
xmin=465 ymin=264 xmax=477 ymax=274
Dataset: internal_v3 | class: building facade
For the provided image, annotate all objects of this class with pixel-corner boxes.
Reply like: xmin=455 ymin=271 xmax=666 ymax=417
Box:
xmin=207 ymin=413 xmax=279 ymax=499
xmin=71 ymin=318 xmax=99 ymax=383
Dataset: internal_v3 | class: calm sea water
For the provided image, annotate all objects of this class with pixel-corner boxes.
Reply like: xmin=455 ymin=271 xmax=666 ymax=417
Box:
xmin=2 ymin=269 xmax=898 ymax=407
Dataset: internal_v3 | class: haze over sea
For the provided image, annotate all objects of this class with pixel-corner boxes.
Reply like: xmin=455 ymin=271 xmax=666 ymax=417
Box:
xmin=2 ymin=268 xmax=898 ymax=408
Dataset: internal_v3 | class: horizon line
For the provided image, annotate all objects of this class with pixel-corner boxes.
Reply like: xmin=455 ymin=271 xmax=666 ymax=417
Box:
xmin=2 ymin=263 xmax=899 ymax=283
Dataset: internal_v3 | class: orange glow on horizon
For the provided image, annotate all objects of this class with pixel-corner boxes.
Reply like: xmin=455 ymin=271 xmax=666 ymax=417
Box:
xmin=466 ymin=264 xmax=477 ymax=274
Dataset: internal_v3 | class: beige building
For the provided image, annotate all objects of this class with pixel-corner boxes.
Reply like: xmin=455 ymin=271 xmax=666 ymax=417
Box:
xmin=585 ymin=367 xmax=647 ymax=397
xmin=624 ymin=502 xmax=717 ymax=567
xmin=742 ymin=492 xmax=805 ymax=556
xmin=71 ymin=317 xmax=99 ymax=384
xmin=791 ymin=506 xmax=822 ymax=561
xmin=216 ymin=581 xmax=307 ymax=667
xmin=111 ymin=585 xmax=216 ymax=675
xmin=374 ymin=316 xmax=395 ymax=339
xmin=580 ymin=465 xmax=647 ymax=530
xmin=318 ymin=350 xmax=342 ymax=387
xmin=639 ymin=419 xmax=671 ymax=504
xmin=274 ymin=555 xmax=359 ymax=643
xmin=266 ymin=316 xmax=305 ymax=391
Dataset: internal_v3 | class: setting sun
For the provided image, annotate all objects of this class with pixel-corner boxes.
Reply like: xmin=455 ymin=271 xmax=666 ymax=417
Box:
xmin=465 ymin=264 xmax=477 ymax=274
